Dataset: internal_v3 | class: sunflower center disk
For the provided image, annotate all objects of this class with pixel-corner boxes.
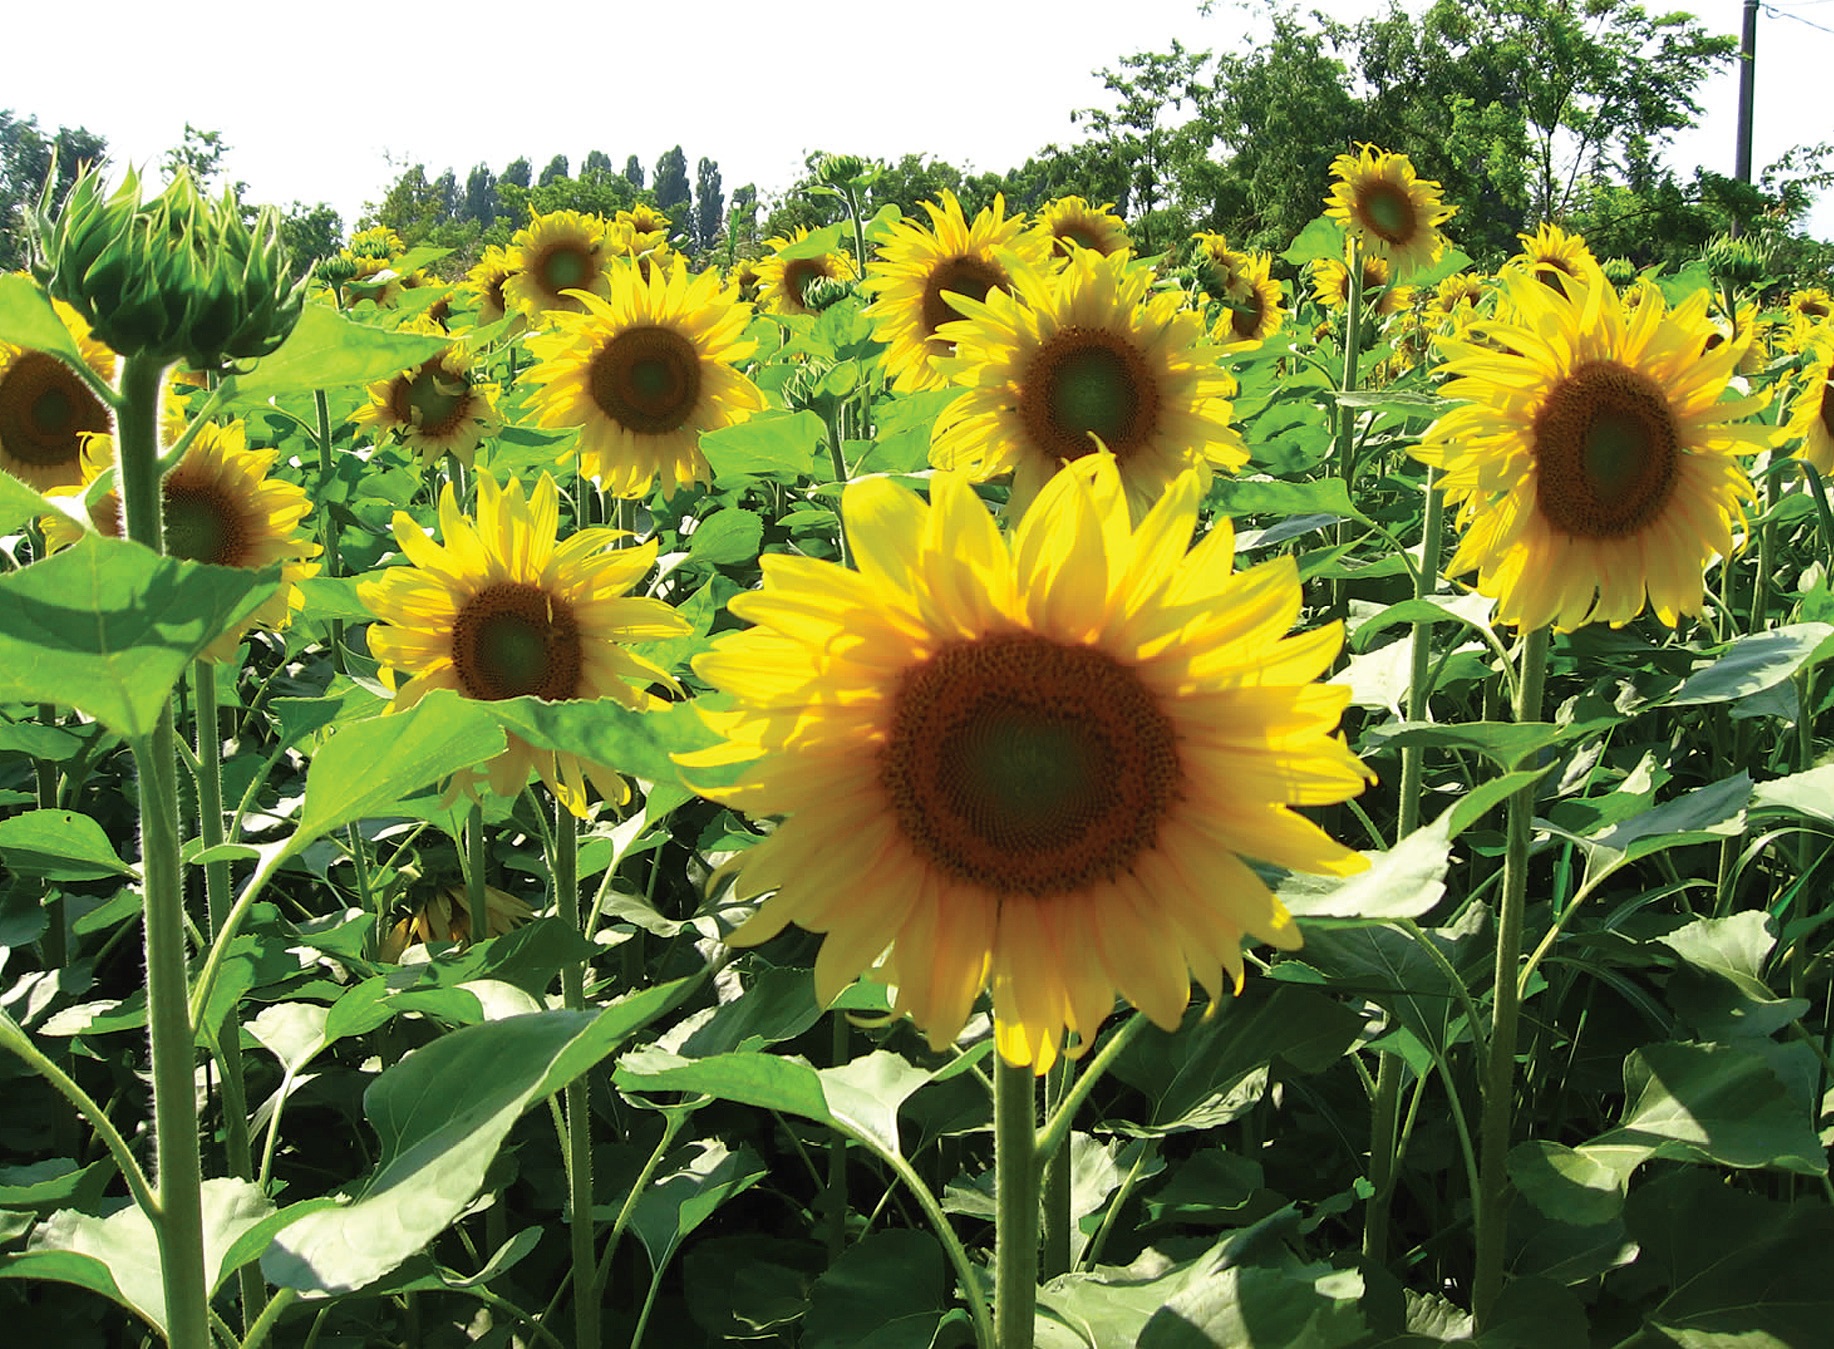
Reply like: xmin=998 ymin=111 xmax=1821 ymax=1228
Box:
xmin=881 ymin=635 xmax=1182 ymax=898
xmin=541 ymin=245 xmax=592 ymax=295
xmin=1819 ymin=379 xmax=1834 ymax=439
xmin=163 ymin=484 xmax=243 ymax=566
xmin=920 ymin=255 xmax=1008 ymax=344
xmin=1027 ymin=330 xmax=1158 ymax=461
xmin=589 ymin=325 xmax=701 ymax=435
xmin=0 ymin=352 xmax=111 ymax=469
xmin=783 ymin=258 xmax=823 ymax=310
xmin=1360 ymin=183 xmax=1418 ymax=243
xmin=451 ymin=582 xmax=582 ymax=701
xmin=394 ymin=366 xmax=469 ymax=436
xmin=1533 ymin=359 xmax=1680 ymax=539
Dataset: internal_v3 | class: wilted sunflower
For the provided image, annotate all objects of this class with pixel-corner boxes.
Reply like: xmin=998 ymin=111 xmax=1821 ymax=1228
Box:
xmin=933 ymin=248 xmax=1246 ymax=520
xmin=504 ymin=210 xmax=612 ymax=321
xmin=1212 ymin=252 xmax=1285 ymax=348
xmin=1033 ymin=197 xmax=1130 ymax=259
xmin=756 ymin=227 xmax=857 ymax=316
xmin=862 ymin=191 xmax=1050 ymax=392
xmin=1324 ymin=145 xmax=1455 ymax=280
xmin=380 ymin=884 xmax=537 ymax=961
xmin=461 ymin=246 xmax=520 ymax=327
xmin=680 ymin=455 xmax=1372 ymax=1072
xmin=355 ymin=323 xmax=503 ymax=467
xmin=44 ymin=421 xmax=320 ymax=660
xmin=1414 ymin=261 xmax=1770 ymax=631
xmin=522 ymin=259 xmax=763 ymax=499
xmin=358 ymin=472 xmax=689 ymax=815
xmin=0 ymin=296 xmax=116 ymax=491
xmin=1781 ymin=323 xmax=1834 ymax=473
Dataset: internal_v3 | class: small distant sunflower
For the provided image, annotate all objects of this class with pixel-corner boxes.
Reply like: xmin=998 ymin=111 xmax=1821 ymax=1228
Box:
xmin=862 ymin=191 xmax=1050 ymax=393
xmin=354 ymin=325 xmax=503 ymax=467
xmin=45 ymin=421 xmax=321 ymax=660
xmin=617 ymin=204 xmax=673 ymax=239
xmin=756 ymin=228 xmax=858 ymax=316
xmin=933 ymin=248 xmax=1246 ymax=520
xmin=504 ymin=210 xmax=612 ymax=321
xmin=1212 ymin=252 xmax=1285 ymax=348
xmin=1780 ymin=323 xmax=1834 ymax=474
xmin=1787 ymin=287 xmax=1832 ymax=326
xmin=1310 ymin=254 xmax=1412 ymax=316
xmin=680 ymin=454 xmax=1372 ymax=1072
xmin=1511 ymin=223 xmax=1593 ymax=296
xmin=1033 ymin=197 xmax=1131 ymax=259
xmin=461 ymin=246 xmax=520 ymax=327
xmin=359 ymin=472 xmax=690 ymax=815
xmin=380 ymin=884 xmax=537 ymax=961
xmin=1414 ymin=262 xmax=1770 ymax=631
xmin=0 ymin=296 xmax=116 ymax=491
xmin=1324 ymin=145 xmax=1455 ymax=280
xmin=522 ymin=259 xmax=764 ymax=498
xmin=729 ymin=258 xmax=763 ymax=302
xmin=1425 ymin=272 xmax=1486 ymax=332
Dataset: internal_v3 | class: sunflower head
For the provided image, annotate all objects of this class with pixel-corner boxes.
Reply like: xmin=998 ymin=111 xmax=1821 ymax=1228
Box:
xmin=1511 ymin=222 xmax=1594 ymax=297
xmin=1781 ymin=322 xmax=1834 ymax=475
xmin=1211 ymin=252 xmax=1285 ymax=348
xmin=355 ymin=324 xmax=502 ymax=467
xmin=1324 ymin=145 xmax=1455 ymax=280
xmin=0 ymin=294 xmax=117 ymax=491
xmin=757 ymin=227 xmax=858 ymax=316
xmin=504 ymin=209 xmax=612 ymax=321
xmin=617 ymin=204 xmax=673 ymax=239
xmin=1033 ymin=197 xmax=1131 ymax=260
xmin=460 ymin=246 xmax=521 ymax=327
xmin=380 ymin=884 xmax=537 ymax=961
xmin=682 ymin=453 xmax=1372 ymax=1071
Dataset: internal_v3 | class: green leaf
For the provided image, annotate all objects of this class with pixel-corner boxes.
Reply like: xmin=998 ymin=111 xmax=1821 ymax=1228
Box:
xmin=478 ymin=696 xmax=720 ymax=790
xmin=700 ymin=410 xmax=825 ymax=483
xmin=1281 ymin=216 xmax=1347 ymax=266
xmin=1750 ymin=764 xmax=1834 ymax=825
xmin=292 ymin=575 xmax=375 ymax=621
xmin=263 ymin=979 xmax=692 ymax=1295
xmin=1135 ymin=1260 xmax=1366 ymax=1348
xmin=1210 ymin=477 xmax=1369 ymax=526
xmin=1292 ymin=913 xmax=1486 ymax=1061
xmin=1331 ymin=389 xmax=1454 ymax=419
xmin=0 ymin=474 xmax=59 ymax=535
xmin=1657 ymin=913 xmax=1807 ymax=1040
xmin=226 ymin=303 xmax=449 ymax=399
xmin=0 ymin=810 xmax=135 ymax=880
xmin=1662 ymin=624 xmax=1834 ymax=707
xmin=803 ymin=1229 xmax=946 ymax=1349
xmin=0 ymin=536 xmax=276 ymax=739
xmin=1577 ymin=774 xmax=1749 ymax=889
xmin=777 ymin=223 xmax=850 ymax=262
xmin=0 ymin=273 xmax=87 ymax=366
xmin=627 ymin=1140 xmax=768 ymax=1276
xmin=1358 ymin=721 xmax=1566 ymax=771
xmin=0 ymin=1159 xmax=115 ymax=1216
xmin=1507 ymin=1140 xmax=1623 ymax=1227
xmin=686 ymin=507 xmax=765 ymax=566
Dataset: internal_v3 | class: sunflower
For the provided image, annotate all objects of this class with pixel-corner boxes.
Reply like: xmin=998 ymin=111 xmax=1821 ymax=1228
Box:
xmin=380 ymin=884 xmax=537 ymax=961
xmin=503 ymin=209 xmax=613 ymax=321
xmin=1424 ymin=272 xmax=1486 ymax=333
xmin=461 ymin=245 xmax=520 ymax=327
xmin=862 ymin=191 xmax=1051 ymax=393
xmin=1310 ymin=253 xmax=1412 ymax=316
xmin=1324 ymin=145 xmax=1455 ymax=280
xmin=1787 ymin=287 xmax=1832 ymax=326
xmin=44 ymin=421 xmax=321 ymax=660
xmin=0 ymin=296 xmax=116 ymax=491
xmin=1033 ymin=197 xmax=1131 ymax=259
xmin=354 ymin=323 xmax=503 ymax=467
xmin=1780 ymin=323 xmax=1834 ymax=474
xmin=358 ymin=472 xmax=690 ymax=816
xmin=679 ymin=454 xmax=1372 ymax=1072
xmin=1189 ymin=232 xmax=1253 ymax=298
xmin=1511 ymin=222 xmax=1593 ymax=296
xmin=1212 ymin=252 xmax=1285 ymax=348
xmin=729 ymin=258 xmax=762 ymax=302
xmin=1413 ymin=261 xmax=1770 ymax=631
xmin=756 ymin=227 xmax=858 ymax=316
xmin=617 ymin=204 xmax=673 ymax=239
xmin=931 ymin=248 xmax=1246 ymax=521
xmin=522 ymin=259 xmax=764 ymax=499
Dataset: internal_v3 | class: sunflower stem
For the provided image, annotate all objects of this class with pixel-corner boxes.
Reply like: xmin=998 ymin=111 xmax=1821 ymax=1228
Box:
xmin=824 ymin=411 xmax=853 ymax=569
xmin=1039 ymin=1056 xmax=1072 ymax=1280
xmin=312 ymin=389 xmax=345 ymax=674
xmin=1752 ymin=457 xmax=1780 ymax=634
xmin=459 ymin=802 xmax=484 ymax=948
xmin=551 ymin=795 xmax=598 ymax=1349
xmin=1472 ymin=623 xmax=1550 ymax=1331
xmin=824 ymin=1013 xmax=851 ymax=1259
xmin=1330 ymin=239 xmax=1366 ymax=625
xmin=994 ymin=1056 xmax=1040 ymax=1349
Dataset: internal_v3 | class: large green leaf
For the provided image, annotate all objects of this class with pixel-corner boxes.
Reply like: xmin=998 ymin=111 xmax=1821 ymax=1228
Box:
xmin=1280 ymin=216 xmax=1347 ymax=266
xmin=481 ymin=694 xmax=721 ymax=790
xmin=802 ymin=1229 xmax=948 ymax=1349
xmin=0 ymin=536 xmax=276 ymax=738
xmin=1291 ymin=911 xmax=1487 ymax=1061
xmin=226 ymin=303 xmax=449 ymax=399
xmin=686 ymin=506 xmax=765 ymax=566
xmin=1135 ymin=1259 xmax=1366 ymax=1348
xmin=1661 ymin=624 xmax=1834 ymax=707
xmin=700 ymin=410 xmax=825 ymax=483
xmin=0 ymin=474 xmax=60 ymax=536
xmin=0 ymin=810 xmax=134 ymax=880
xmin=1749 ymin=764 xmax=1834 ymax=825
xmin=263 ymin=979 xmax=693 ymax=1295
xmin=0 ymin=272 xmax=87 ymax=365
xmin=626 ymin=1140 xmax=768 ymax=1278
xmin=1576 ymin=774 xmax=1749 ymax=890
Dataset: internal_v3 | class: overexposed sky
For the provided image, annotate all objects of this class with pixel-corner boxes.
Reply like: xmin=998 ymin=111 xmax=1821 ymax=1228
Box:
xmin=8 ymin=0 xmax=1829 ymax=240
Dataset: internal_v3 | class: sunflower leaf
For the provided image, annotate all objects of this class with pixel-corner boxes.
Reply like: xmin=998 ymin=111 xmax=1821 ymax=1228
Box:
xmin=0 ymin=473 xmax=59 ymax=535
xmin=224 ymin=303 xmax=449 ymax=400
xmin=1659 ymin=623 xmax=1834 ymax=708
xmin=0 ymin=272 xmax=87 ymax=366
xmin=0 ymin=809 xmax=136 ymax=881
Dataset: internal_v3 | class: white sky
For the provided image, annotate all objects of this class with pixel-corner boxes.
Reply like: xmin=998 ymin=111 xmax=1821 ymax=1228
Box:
xmin=8 ymin=0 xmax=1830 ymax=242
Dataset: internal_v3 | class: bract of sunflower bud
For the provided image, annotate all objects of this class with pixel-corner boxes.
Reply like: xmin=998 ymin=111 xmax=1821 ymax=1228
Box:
xmin=812 ymin=153 xmax=875 ymax=193
xmin=1701 ymin=232 xmax=1771 ymax=289
xmin=31 ymin=165 xmax=307 ymax=369
xmin=1600 ymin=256 xmax=1639 ymax=286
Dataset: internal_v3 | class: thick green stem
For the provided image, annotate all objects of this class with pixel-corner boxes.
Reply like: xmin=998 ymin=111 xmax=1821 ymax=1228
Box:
xmin=1362 ymin=1056 xmax=1404 ymax=1267
xmin=1398 ymin=471 xmax=1445 ymax=840
xmin=1472 ymin=625 xmax=1551 ymax=1330
xmin=313 ymin=389 xmax=345 ymax=673
xmin=1330 ymin=242 xmax=1366 ymax=623
xmin=1752 ymin=464 xmax=1779 ymax=634
xmin=1039 ymin=1058 xmax=1072 ymax=1280
xmin=994 ymin=1057 xmax=1040 ymax=1349
xmin=552 ymin=799 xmax=596 ymax=1349
xmin=824 ymin=1014 xmax=851 ymax=1259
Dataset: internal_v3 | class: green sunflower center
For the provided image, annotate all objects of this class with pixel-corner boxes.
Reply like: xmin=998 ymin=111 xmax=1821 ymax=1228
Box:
xmin=392 ymin=365 xmax=471 ymax=437
xmin=881 ymin=634 xmax=1182 ymax=898
xmin=589 ymin=325 xmax=703 ymax=436
xmin=1358 ymin=181 xmax=1418 ymax=244
xmin=163 ymin=481 xmax=244 ymax=566
xmin=920 ymin=254 xmax=1009 ymax=345
xmin=450 ymin=581 xmax=582 ymax=701
xmin=0 ymin=351 xmax=112 ymax=477
xmin=1533 ymin=359 xmax=1680 ymax=539
xmin=1023 ymin=328 xmax=1162 ymax=461
xmin=539 ymin=243 xmax=593 ymax=297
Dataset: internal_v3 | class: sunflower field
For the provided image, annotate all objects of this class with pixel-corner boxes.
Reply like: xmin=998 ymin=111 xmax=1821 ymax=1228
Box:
xmin=1 ymin=139 xmax=1833 ymax=1349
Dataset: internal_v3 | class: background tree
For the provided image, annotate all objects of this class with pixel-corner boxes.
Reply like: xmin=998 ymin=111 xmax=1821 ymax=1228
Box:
xmin=538 ymin=154 xmax=569 ymax=187
xmin=278 ymin=202 xmax=342 ymax=279
xmin=695 ymin=156 xmax=724 ymax=252
xmin=727 ymin=183 xmax=758 ymax=258
xmin=161 ymin=123 xmax=245 ymax=196
xmin=653 ymin=146 xmax=690 ymax=215
xmin=1073 ymin=40 xmax=1212 ymax=252
xmin=501 ymin=157 xmax=533 ymax=190
xmin=464 ymin=163 xmax=497 ymax=227
xmin=582 ymin=150 xmax=612 ymax=178
xmin=624 ymin=155 xmax=645 ymax=190
xmin=0 ymin=110 xmax=106 ymax=269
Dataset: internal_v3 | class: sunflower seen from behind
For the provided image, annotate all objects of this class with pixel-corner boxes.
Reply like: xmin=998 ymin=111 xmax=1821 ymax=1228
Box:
xmin=680 ymin=454 xmax=1372 ymax=1072
xmin=862 ymin=190 xmax=1049 ymax=392
xmin=1324 ymin=145 xmax=1455 ymax=280
xmin=358 ymin=472 xmax=689 ymax=816
xmin=1414 ymin=260 xmax=1769 ymax=631
xmin=932 ymin=248 xmax=1246 ymax=520
xmin=0 ymin=295 xmax=116 ymax=491
xmin=522 ymin=258 xmax=764 ymax=499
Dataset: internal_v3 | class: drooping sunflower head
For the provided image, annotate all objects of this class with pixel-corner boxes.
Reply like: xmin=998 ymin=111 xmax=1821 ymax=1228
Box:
xmin=1188 ymin=232 xmax=1253 ymax=299
xmin=380 ymin=884 xmax=537 ymax=961
xmin=0 ymin=295 xmax=117 ymax=492
xmin=354 ymin=324 xmax=503 ymax=468
xmin=756 ymin=228 xmax=858 ymax=316
xmin=1511 ymin=222 xmax=1594 ymax=297
xmin=1781 ymin=322 xmax=1834 ymax=474
xmin=1211 ymin=252 xmax=1285 ymax=349
xmin=1324 ymin=145 xmax=1456 ymax=280
xmin=682 ymin=453 xmax=1372 ymax=1071
xmin=504 ymin=209 xmax=612 ymax=321
xmin=1414 ymin=261 xmax=1771 ymax=631
xmin=1033 ymin=197 xmax=1131 ymax=260
xmin=932 ymin=247 xmax=1247 ymax=521
xmin=460 ymin=245 xmax=521 ymax=327
xmin=358 ymin=471 xmax=691 ymax=815
xmin=521 ymin=259 xmax=765 ymax=499
xmin=862 ymin=190 xmax=1052 ymax=392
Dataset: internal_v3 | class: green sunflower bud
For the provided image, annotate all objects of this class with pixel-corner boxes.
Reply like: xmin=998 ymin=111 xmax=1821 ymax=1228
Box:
xmin=1701 ymin=233 xmax=1771 ymax=289
xmin=798 ymin=274 xmax=856 ymax=312
xmin=1600 ymin=256 xmax=1638 ymax=286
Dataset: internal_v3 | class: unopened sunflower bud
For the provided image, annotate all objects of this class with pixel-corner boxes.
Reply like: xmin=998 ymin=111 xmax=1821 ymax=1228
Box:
xmin=798 ymin=274 xmax=855 ymax=312
xmin=1600 ymin=257 xmax=1638 ymax=286
xmin=1702 ymin=233 xmax=1770 ymax=289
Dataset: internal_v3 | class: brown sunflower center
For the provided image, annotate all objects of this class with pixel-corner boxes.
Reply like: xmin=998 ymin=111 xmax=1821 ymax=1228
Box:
xmin=1533 ymin=359 xmax=1680 ymax=539
xmin=537 ymin=242 xmax=594 ymax=298
xmin=0 ymin=351 xmax=112 ymax=475
xmin=1358 ymin=182 xmax=1418 ymax=244
xmin=1800 ymin=299 xmax=1829 ymax=319
xmin=920 ymin=254 xmax=1010 ymax=344
xmin=1819 ymin=376 xmax=1834 ymax=440
xmin=450 ymin=582 xmax=582 ymax=701
xmin=588 ymin=325 xmax=702 ymax=435
xmin=1022 ymin=328 xmax=1161 ymax=461
xmin=782 ymin=257 xmax=825 ymax=310
xmin=163 ymin=480 xmax=246 ymax=566
xmin=391 ymin=365 xmax=471 ymax=437
xmin=1055 ymin=224 xmax=1104 ymax=255
xmin=880 ymin=634 xmax=1182 ymax=898
xmin=1230 ymin=289 xmax=1268 ymax=341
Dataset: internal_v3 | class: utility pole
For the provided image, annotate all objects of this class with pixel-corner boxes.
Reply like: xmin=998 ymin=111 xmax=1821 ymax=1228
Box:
xmin=1733 ymin=0 xmax=1759 ymax=233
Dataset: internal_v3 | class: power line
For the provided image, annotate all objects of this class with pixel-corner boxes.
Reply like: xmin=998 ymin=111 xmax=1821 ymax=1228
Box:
xmin=1764 ymin=2 xmax=1834 ymax=35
